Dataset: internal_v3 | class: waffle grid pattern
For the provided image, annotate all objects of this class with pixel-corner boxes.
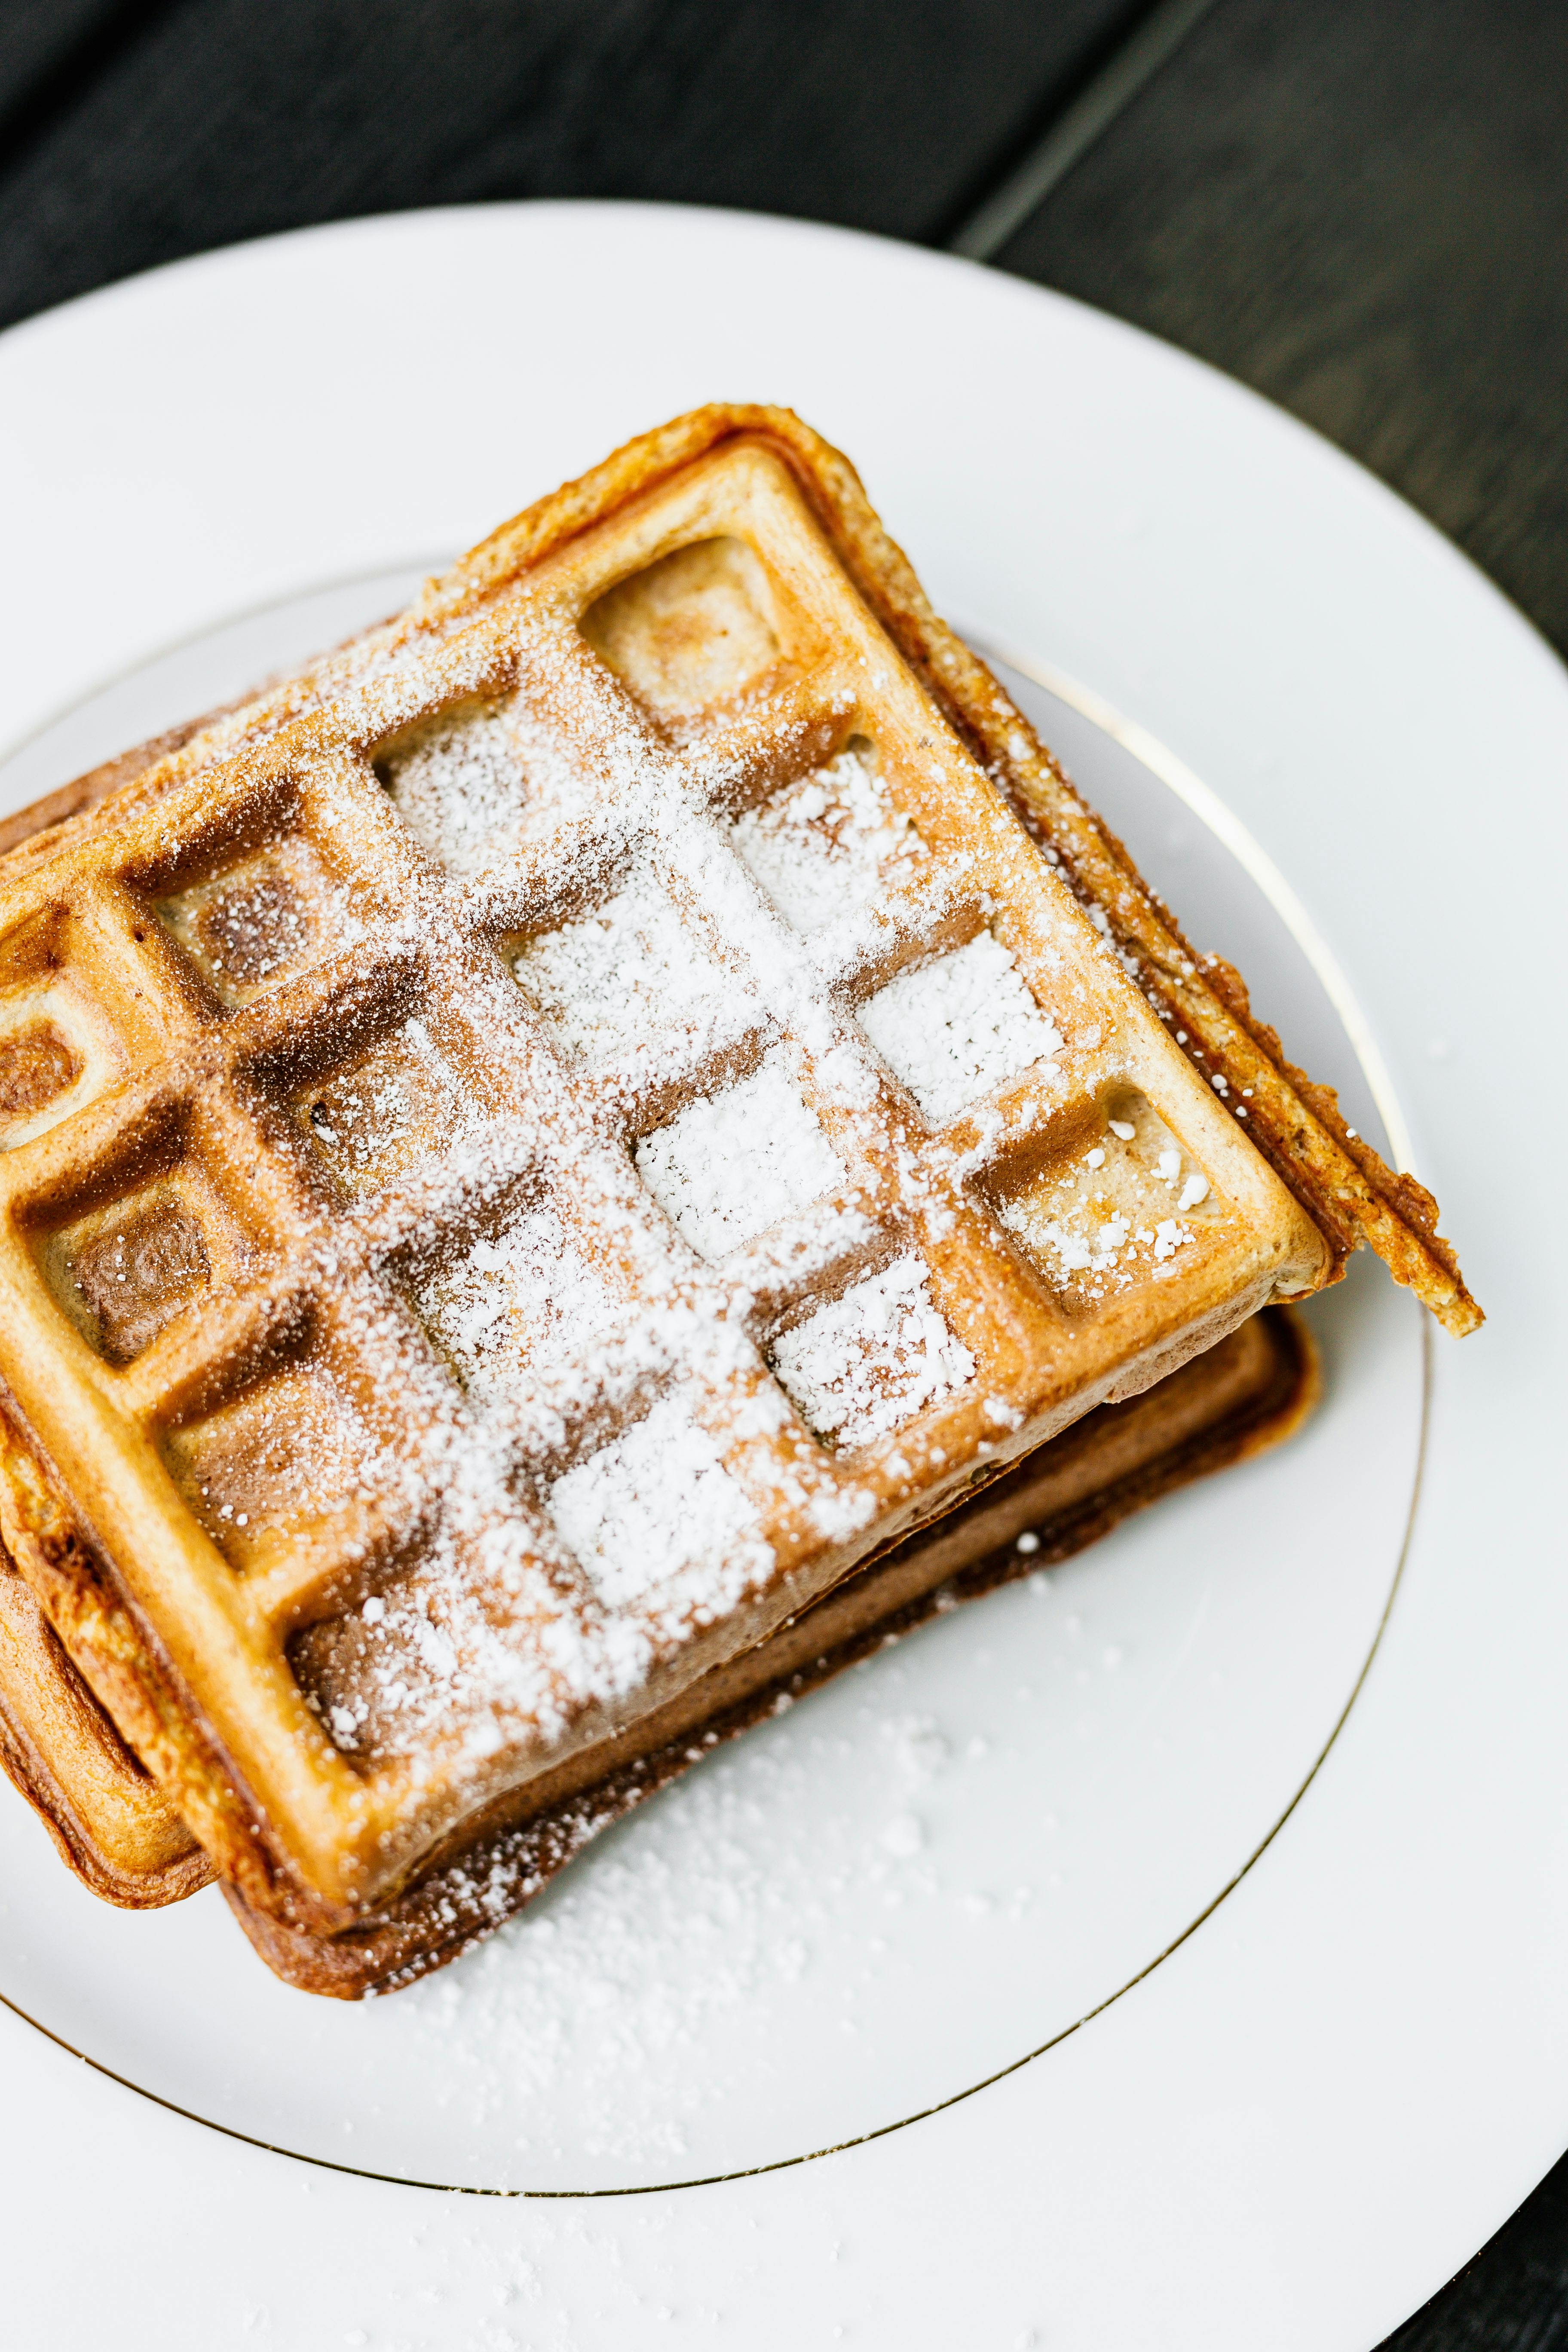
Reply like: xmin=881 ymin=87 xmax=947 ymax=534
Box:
xmin=0 ymin=438 xmax=1324 ymax=1914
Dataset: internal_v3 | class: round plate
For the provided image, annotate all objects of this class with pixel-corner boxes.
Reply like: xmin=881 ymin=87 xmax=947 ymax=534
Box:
xmin=0 ymin=570 xmax=1422 ymax=2192
xmin=0 ymin=203 xmax=1560 ymax=2349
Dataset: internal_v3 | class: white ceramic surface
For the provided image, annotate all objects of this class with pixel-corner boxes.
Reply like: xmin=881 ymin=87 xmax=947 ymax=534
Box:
xmin=0 ymin=202 xmax=1561 ymax=2349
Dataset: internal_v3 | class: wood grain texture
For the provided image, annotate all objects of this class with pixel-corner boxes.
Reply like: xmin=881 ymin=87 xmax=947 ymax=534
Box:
xmin=0 ymin=0 xmax=138 ymax=129
xmin=997 ymin=0 xmax=1568 ymax=657
xmin=0 ymin=0 xmax=1139 ymax=330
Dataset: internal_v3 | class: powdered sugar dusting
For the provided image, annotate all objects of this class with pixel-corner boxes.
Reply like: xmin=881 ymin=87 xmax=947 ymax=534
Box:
xmin=772 ymin=1258 xmax=975 ymax=1449
xmin=859 ymin=931 xmax=1065 ymax=1126
xmin=997 ymin=1117 xmax=1211 ymax=1302
xmin=378 ymin=701 xmax=532 ymax=878
xmin=304 ymin=1014 xmax=475 ymax=1191
xmin=513 ymin=870 xmax=752 ymax=1089
xmin=158 ymin=835 xmax=368 ymax=1009
xmin=635 ymin=1053 xmax=845 ymax=1260
xmin=415 ymin=1205 xmax=619 ymax=1403
xmin=548 ymin=1398 xmax=772 ymax=1614
xmin=729 ymin=743 xmax=925 ymax=934
xmin=1007 ymin=1203 xmax=1197 ymax=1285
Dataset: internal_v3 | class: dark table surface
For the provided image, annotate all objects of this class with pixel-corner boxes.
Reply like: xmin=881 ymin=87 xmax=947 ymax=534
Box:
xmin=3 ymin=0 xmax=1565 ymax=2337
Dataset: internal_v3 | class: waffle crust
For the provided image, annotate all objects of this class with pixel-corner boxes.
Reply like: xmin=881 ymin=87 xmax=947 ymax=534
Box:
xmin=0 ymin=1548 xmax=208 ymax=1905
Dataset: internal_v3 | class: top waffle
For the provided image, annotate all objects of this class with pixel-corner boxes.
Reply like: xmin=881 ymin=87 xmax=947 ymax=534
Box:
xmin=0 ymin=408 xmax=1471 ymax=1929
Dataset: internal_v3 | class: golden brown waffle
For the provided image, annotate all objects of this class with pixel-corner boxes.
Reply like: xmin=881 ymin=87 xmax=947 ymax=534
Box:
xmin=0 ymin=1305 xmax=1311 ymax=1968
xmin=0 ymin=408 xmax=1466 ymax=1963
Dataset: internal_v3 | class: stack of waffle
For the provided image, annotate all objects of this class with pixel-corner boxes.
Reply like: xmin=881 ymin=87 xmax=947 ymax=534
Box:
xmin=0 ymin=409 xmax=1475 ymax=1994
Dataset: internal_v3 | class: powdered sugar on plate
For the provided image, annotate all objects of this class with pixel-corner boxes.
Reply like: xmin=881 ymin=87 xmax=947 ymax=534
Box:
xmin=859 ymin=929 xmax=1064 ymax=1126
xmin=634 ymin=1051 xmax=846 ymax=1260
xmin=771 ymin=1257 xmax=975 ymax=1449
xmin=729 ymin=742 xmax=926 ymax=934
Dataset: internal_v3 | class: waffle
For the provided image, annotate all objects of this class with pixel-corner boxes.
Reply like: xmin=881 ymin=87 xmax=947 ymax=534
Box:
xmin=0 ymin=407 xmax=1470 ymax=1969
xmin=0 ymin=1544 xmax=207 ymax=1904
xmin=0 ymin=1305 xmax=1311 ymax=1980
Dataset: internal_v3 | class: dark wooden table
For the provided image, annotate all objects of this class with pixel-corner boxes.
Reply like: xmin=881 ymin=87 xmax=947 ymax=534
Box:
xmin=3 ymin=1 xmax=1565 ymax=2337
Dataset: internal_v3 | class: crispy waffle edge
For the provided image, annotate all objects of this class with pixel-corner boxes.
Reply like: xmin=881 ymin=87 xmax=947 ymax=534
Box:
xmin=0 ymin=1393 xmax=293 ymax=1917
xmin=0 ymin=1564 xmax=210 ymax=1907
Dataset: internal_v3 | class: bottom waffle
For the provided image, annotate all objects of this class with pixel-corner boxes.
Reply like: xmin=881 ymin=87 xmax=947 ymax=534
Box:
xmin=0 ymin=1549 xmax=209 ymax=1906
xmin=228 ymin=1304 xmax=1314 ymax=1995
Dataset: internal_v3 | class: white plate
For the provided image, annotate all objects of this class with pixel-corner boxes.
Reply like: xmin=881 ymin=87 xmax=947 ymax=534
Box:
xmin=0 ymin=202 xmax=1561 ymax=2348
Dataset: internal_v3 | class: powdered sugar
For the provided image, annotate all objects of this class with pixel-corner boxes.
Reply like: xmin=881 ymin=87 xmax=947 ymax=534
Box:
xmin=168 ymin=1357 xmax=390 ymax=1568
xmin=635 ymin=1052 xmax=845 ymax=1260
xmin=859 ymin=930 xmax=1064 ymax=1126
xmin=68 ymin=505 xmax=1258 ymax=1944
xmin=771 ymin=1257 xmax=975 ymax=1449
xmin=158 ymin=835 xmax=367 ymax=1010
xmin=548 ymin=1397 xmax=772 ymax=1613
xmin=729 ymin=743 xmax=925 ymax=934
xmin=378 ymin=701 xmax=532 ymax=878
xmin=1001 ymin=1189 xmax=1197 ymax=1292
xmin=415 ymin=1205 xmax=619 ymax=1403
xmin=303 ymin=1014 xmax=476 ymax=1194
xmin=513 ymin=870 xmax=752 ymax=1090
xmin=995 ymin=1108 xmax=1216 ymax=1306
